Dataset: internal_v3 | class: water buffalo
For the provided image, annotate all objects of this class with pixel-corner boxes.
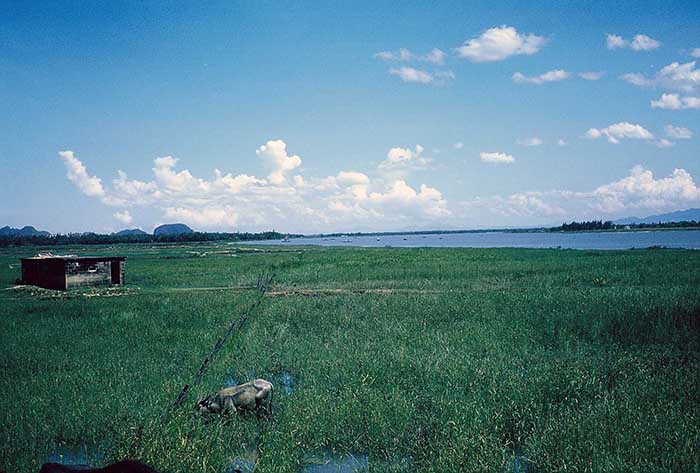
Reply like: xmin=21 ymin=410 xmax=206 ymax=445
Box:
xmin=39 ymin=460 xmax=157 ymax=473
xmin=197 ymin=379 xmax=273 ymax=416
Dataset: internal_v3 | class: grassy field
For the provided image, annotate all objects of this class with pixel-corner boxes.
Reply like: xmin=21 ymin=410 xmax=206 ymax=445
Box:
xmin=0 ymin=243 xmax=699 ymax=472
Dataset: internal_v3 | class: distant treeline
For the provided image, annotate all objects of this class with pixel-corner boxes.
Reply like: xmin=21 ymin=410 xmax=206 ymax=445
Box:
xmin=550 ymin=220 xmax=700 ymax=232
xmin=0 ymin=231 xmax=290 ymax=247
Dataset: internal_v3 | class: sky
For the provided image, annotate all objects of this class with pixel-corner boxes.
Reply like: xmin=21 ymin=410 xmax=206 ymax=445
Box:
xmin=1 ymin=0 xmax=699 ymax=234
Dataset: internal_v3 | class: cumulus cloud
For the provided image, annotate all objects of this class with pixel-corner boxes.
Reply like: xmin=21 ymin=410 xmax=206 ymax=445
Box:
xmin=255 ymin=140 xmax=302 ymax=184
xmin=621 ymin=61 xmax=700 ymax=93
xmin=557 ymin=139 xmax=568 ymax=146
xmin=512 ymin=70 xmax=570 ymax=85
xmin=453 ymin=142 xmax=464 ymax=150
xmin=480 ymin=152 xmax=515 ymax=163
xmin=59 ymin=151 xmax=105 ymax=197
xmin=464 ymin=166 xmax=700 ymax=224
xmin=517 ymin=137 xmax=543 ymax=147
xmin=690 ymin=48 xmax=700 ymax=58
xmin=585 ymin=122 xmax=654 ymax=144
xmin=164 ymin=206 xmax=238 ymax=228
xmin=336 ymin=171 xmax=370 ymax=186
xmin=374 ymin=48 xmax=447 ymax=65
xmin=455 ymin=26 xmax=545 ymax=62
xmin=592 ymin=166 xmax=700 ymax=211
xmin=606 ymin=33 xmax=661 ymax=51
xmin=579 ymin=71 xmax=605 ymax=81
xmin=378 ymin=145 xmax=432 ymax=180
xmin=113 ymin=210 xmax=133 ymax=225
xmin=58 ymin=142 xmax=450 ymax=233
xmin=153 ymin=156 xmax=210 ymax=192
xmin=651 ymin=93 xmax=700 ymax=110
xmin=664 ymin=125 xmax=693 ymax=139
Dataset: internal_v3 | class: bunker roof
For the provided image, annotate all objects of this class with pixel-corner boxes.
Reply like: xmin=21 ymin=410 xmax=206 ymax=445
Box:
xmin=21 ymin=255 xmax=126 ymax=262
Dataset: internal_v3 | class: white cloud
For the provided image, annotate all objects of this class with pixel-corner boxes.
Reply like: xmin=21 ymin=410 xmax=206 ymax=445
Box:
xmin=375 ymin=48 xmax=446 ymax=65
xmin=664 ymin=125 xmax=693 ymax=139
xmin=58 ymin=151 xmax=105 ymax=197
xmin=465 ymin=166 xmax=700 ymax=224
xmin=424 ymin=49 xmax=447 ymax=65
xmin=579 ymin=71 xmax=605 ymax=81
xmin=153 ymin=156 xmax=210 ymax=192
xmin=622 ymin=61 xmax=700 ymax=93
xmin=512 ymin=70 xmax=570 ymax=85
xmin=336 ymin=171 xmax=370 ymax=186
xmin=593 ymin=166 xmax=700 ymax=210
xmin=690 ymin=48 xmax=700 ymax=58
xmin=630 ymin=34 xmax=661 ymax=51
xmin=517 ymin=137 xmax=543 ymax=147
xmin=113 ymin=210 xmax=133 ymax=225
xmin=654 ymin=139 xmax=675 ymax=148
xmin=164 ymin=206 xmax=238 ymax=228
xmin=453 ymin=142 xmax=464 ymax=150
xmin=255 ymin=140 xmax=302 ymax=184
xmin=606 ymin=34 xmax=626 ymax=49
xmin=364 ymin=180 xmax=449 ymax=218
xmin=389 ymin=67 xmax=433 ymax=83
xmin=455 ymin=25 xmax=545 ymax=62
xmin=480 ymin=152 xmax=515 ymax=163
xmin=606 ymin=33 xmax=661 ymax=51
xmin=651 ymin=93 xmax=700 ymax=110
xmin=58 ymin=142 xmax=450 ymax=233
xmin=388 ymin=67 xmax=454 ymax=84
xmin=378 ymin=145 xmax=432 ymax=180
xmin=557 ymin=139 xmax=568 ymax=146
xmin=586 ymin=122 xmax=654 ymax=144
xmin=113 ymin=171 xmax=161 ymax=204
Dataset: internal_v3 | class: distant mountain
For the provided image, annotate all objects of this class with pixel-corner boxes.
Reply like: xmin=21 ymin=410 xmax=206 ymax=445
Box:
xmin=153 ymin=223 xmax=194 ymax=236
xmin=0 ymin=225 xmax=50 ymax=237
xmin=614 ymin=208 xmax=700 ymax=225
xmin=114 ymin=228 xmax=149 ymax=236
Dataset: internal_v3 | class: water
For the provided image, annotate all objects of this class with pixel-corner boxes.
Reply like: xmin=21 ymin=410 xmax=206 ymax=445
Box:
xmin=46 ymin=444 xmax=105 ymax=469
xmin=226 ymin=449 xmax=258 ymax=473
xmin=279 ymin=369 xmax=294 ymax=393
xmin=512 ymin=448 xmax=537 ymax=473
xmin=224 ymin=369 xmax=295 ymax=393
xmin=243 ymin=229 xmax=700 ymax=250
xmin=302 ymin=451 xmax=369 ymax=473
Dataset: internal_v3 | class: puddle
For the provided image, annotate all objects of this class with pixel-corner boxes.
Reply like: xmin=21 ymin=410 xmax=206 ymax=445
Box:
xmin=226 ymin=447 xmax=258 ymax=473
xmin=223 ymin=370 xmax=257 ymax=387
xmin=224 ymin=369 xmax=296 ymax=394
xmin=224 ymin=371 xmax=240 ymax=388
xmin=512 ymin=448 xmax=536 ymax=473
xmin=371 ymin=455 xmax=412 ymax=472
xmin=301 ymin=450 xmax=368 ymax=473
xmin=46 ymin=444 xmax=106 ymax=468
xmin=279 ymin=369 xmax=294 ymax=393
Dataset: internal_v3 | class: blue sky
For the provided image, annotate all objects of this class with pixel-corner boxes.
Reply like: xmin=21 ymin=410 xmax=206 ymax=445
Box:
xmin=2 ymin=1 xmax=699 ymax=233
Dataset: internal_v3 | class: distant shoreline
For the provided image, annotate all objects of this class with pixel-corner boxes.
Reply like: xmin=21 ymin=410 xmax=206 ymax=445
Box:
xmin=301 ymin=225 xmax=700 ymax=239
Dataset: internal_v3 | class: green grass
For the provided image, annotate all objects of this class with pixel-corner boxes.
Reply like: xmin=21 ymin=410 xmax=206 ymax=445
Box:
xmin=0 ymin=243 xmax=699 ymax=472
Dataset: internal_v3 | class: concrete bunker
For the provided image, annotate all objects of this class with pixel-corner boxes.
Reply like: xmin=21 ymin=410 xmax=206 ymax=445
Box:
xmin=21 ymin=255 xmax=126 ymax=290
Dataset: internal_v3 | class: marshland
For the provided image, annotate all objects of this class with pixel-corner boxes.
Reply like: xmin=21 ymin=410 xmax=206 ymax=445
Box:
xmin=1 ymin=242 xmax=698 ymax=472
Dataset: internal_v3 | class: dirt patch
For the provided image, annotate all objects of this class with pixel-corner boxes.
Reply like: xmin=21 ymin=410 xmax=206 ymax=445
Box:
xmin=3 ymin=285 xmax=140 ymax=300
xmin=266 ymin=288 xmax=439 ymax=297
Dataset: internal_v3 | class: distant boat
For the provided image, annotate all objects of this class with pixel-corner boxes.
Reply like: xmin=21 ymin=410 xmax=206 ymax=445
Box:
xmin=283 ymin=235 xmax=290 ymax=242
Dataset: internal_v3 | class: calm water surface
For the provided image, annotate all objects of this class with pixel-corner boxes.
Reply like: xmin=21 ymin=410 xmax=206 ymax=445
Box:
xmin=244 ymin=230 xmax=700 ymax=250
